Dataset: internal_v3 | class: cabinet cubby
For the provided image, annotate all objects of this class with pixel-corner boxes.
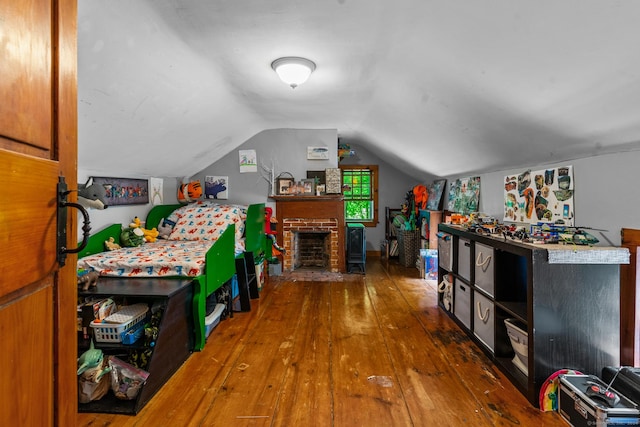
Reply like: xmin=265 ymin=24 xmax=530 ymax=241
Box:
xmin=437 ymin=223 xmax=626 ymax=407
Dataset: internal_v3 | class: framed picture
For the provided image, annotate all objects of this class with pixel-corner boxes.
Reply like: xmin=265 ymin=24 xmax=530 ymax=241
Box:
xmin=316 ymin=184 xmax=326 ymax=196
xmin=92 ymin=177 xmax=149 ymax=206
xmin=426 ymin=179 xmax=447 ymax=211
xmin=276 ymin=177 xmax=296 ymax=195
xmin=307 ymin=146 xmax=329 ymax=160
xmin=204 ymin=176 xmax=228 ymax=200
xmin=325 ymin=168 xmax=341 ymax=194
xmin=306 ymin=170 xmax=326 ymax=185
xmin=301 ymin=179 xmax=315 ymax=195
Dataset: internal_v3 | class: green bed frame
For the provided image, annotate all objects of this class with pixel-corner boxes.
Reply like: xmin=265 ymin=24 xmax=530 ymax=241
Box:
xmin=79 ymin=202 xmax=265 ymax=351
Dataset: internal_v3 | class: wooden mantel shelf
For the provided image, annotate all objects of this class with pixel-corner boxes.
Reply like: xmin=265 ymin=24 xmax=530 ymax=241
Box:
xmin=269 ymin=195 xmax=344 ymax=202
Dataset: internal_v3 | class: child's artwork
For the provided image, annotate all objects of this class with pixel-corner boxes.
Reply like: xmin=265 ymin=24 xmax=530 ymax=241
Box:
xmin=447 ymin=176 xmax=480 ymax=214
xmin=503 ymin=165 xmax=573 ymax=225
xmin=426 ymin=179 xmax=446 ymax=211
xmin=205 ymin=176 xmax=228 ymax=199
xmin=239 ymin=150 xmax=257 ymax=173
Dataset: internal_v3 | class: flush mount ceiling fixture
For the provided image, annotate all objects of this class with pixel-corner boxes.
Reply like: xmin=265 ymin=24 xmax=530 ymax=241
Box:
xmin=271 ymin=57 xmax=316 ymax=89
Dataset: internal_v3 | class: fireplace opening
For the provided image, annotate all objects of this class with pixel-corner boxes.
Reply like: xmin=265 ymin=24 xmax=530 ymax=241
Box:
xmin=293 ymin=231 xmax=330 ymax=270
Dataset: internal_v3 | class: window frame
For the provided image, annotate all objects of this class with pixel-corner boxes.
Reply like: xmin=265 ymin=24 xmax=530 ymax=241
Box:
xmin=339 ymin=164 xmax=379 ymax=227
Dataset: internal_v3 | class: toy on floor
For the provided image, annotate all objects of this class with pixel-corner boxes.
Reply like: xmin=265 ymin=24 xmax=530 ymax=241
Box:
xmin=265 ymin=207 xmax=285 ymax=256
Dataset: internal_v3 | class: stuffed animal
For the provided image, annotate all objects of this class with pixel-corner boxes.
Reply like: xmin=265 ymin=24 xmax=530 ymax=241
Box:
xmin=128 ymin=216 xmax=160 ymax=243
xmin=121 ymin=226 xmax=145 ymax=247
xmin=104 ymin=237 xmax=121 ymax=251
xmin=157 ymin=218 xmax=175 ymax=239
xmin=78 ymin=178 xmax=108 ymax=210
xmin=178 ymin=180 xmax=202 ymax=203
xmin=77 ymin=270 xmax=99 ymax=291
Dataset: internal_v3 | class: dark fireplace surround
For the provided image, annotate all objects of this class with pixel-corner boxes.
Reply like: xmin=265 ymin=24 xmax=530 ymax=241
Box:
xmin=273 ymin=196 xmax=345 ymax=273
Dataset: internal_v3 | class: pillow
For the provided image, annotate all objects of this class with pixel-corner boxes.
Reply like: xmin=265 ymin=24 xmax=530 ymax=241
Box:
xmin=167 ymin=203 xmax=247 ymax=242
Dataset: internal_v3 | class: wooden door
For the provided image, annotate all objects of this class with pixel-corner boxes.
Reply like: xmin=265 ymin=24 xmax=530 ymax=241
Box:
xmin=621 ymin=228 xmax=640 ymax=365
xmin=0 ymin=1 xmax=77 ymax=425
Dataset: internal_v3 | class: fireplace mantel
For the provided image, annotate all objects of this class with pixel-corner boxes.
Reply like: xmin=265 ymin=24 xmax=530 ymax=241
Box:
xmin=271 ymin=196 xmax=345 ymax=273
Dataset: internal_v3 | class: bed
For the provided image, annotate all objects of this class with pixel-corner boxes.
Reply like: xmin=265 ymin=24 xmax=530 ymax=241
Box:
xmin=78 ymin=202 xmax=265 ymax=350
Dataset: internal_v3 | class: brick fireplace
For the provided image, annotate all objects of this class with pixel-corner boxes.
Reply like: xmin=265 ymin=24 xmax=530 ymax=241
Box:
xmin=273 ymin=196 xmax=345 ymax=273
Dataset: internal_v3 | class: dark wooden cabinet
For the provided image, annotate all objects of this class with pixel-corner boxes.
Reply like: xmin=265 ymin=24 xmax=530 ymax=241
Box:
xmin=437 ymin=223 xmax=628 ymax=407
xmin=78 ymin=278 xmax=193 ymax=414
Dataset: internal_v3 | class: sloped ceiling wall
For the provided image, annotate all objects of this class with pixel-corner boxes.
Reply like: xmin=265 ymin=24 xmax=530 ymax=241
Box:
xmin=78 ymin=0 xmax=640 ymax=180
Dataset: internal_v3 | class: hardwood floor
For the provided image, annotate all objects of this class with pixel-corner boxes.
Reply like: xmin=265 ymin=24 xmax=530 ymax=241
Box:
xmin=77 ymin=259 xmax=564 ymax=426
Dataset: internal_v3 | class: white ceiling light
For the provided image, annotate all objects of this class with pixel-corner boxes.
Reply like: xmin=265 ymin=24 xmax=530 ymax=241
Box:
xmin=271 ymin=57 xmax=316 ymax=89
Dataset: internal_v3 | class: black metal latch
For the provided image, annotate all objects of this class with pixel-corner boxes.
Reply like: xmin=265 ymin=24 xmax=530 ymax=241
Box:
xmin=57 ymin=176 xmax=91 ymax=266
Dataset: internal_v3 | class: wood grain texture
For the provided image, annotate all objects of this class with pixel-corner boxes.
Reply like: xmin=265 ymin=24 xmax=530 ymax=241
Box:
xmin=77 ymin=260 xmax=564 ymax=426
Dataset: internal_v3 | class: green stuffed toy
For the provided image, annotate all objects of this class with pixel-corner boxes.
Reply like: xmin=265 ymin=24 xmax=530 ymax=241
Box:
xmin=120 ymin=226 xmax=145 ymax=247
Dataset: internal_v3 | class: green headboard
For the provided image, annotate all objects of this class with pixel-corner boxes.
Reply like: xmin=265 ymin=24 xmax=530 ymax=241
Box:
xmin=146 ymin=204 xmax=182 ymax=229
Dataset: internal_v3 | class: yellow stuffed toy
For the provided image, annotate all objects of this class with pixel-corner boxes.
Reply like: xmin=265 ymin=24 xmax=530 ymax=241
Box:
xmin=129 ymin=217 xmax=160 ymax=243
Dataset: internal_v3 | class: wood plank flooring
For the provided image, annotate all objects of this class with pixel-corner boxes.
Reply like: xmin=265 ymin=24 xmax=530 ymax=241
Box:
xmin=77 ymin=259 xmax=564 ymax=426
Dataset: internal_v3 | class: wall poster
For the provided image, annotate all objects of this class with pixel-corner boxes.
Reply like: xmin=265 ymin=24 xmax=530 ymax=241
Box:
xmin=447 ymin=176 xmax=480 ymax=214
xmin=205 ymin=176 xmax=228 ymax=199
xmin=92 ymin=177 xmax=149 ymax=206
xmin=426 ymin=179 xmax=446 ymax=211
xmin=503 ymin=165 xmax=574 ymax=225
xmin=239 ymin=150 xmax=257 ymax=173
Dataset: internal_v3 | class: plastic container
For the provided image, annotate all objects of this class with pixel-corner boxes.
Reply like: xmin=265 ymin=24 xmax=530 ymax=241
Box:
xmin=90 ymin=303 xmax=148 ymax=343
xmin=505 ymin=318 xmax=528 ymax=376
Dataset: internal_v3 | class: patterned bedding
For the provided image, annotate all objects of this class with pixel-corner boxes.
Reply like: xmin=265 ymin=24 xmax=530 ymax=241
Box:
xmin=78 ymin=240 xmax=215 ymax=277
xmin=79 ymin=202 xmax=248 ymax=278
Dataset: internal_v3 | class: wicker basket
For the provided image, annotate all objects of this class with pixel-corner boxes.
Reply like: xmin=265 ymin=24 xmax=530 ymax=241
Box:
xmin=397 ymin=228 xmax=420 ymax=267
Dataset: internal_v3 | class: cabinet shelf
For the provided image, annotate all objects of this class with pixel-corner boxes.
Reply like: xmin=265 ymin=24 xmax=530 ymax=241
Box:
xmin=437 ymin=223 xmax=624 ymax=407
xmin=78 ymin=277 xmax=193 ymax=414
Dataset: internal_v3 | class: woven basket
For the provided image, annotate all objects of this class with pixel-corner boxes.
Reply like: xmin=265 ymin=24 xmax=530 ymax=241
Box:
xmin=397 ymin=228 xmax=420 ymax=267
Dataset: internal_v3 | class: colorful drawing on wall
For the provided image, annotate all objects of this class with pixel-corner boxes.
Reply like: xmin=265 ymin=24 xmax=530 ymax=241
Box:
xmin=503 ymin=165 xmax=574 ymax=225
xmin=426 ymin=179 xmax=447 ymax=211
xmin=239 ymin=150 xmax=257 ymax=173
xmin=149 ymin=177 xmax=164 ymax=205
xmin=205 ymin=176 xmax=228 ymax=199
xmin=93 ymin=177 xmax=149 ymax=206
xmin=447 ymin=176 xmax=480 ymax=214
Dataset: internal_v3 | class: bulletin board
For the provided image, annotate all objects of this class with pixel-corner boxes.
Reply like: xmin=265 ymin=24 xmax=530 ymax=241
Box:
xmin=503 ymin=165 xmax=574 ymax=225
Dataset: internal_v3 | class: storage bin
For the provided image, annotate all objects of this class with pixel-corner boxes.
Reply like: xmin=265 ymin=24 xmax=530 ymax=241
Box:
xmin=505 ymin=318 xmax=528 ymax=376
xmin=397 ymin=228 xmax=420 ymax=268
xmin=453 ymin=279 xmax=471 ymax=329
xmin=474 ymin=242 xmax=495 ymax=296
xmin=473 ymin=291 xmax=494 ymax=352
xmin=205 ymin=303 xmax=226 ymax=338
xmin=90 ymin=303 xmax=148 ymax=343
xmin=457 ymin=237 xmax=471 ymax=281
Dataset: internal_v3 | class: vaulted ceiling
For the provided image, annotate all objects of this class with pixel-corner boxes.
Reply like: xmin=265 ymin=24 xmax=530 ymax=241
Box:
xmin=78 ymin=0 xmax=640 ymax=181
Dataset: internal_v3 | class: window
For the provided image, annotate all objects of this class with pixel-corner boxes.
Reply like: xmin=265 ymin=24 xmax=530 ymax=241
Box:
xmin=340 ymin=165 xmax=378 ymax=227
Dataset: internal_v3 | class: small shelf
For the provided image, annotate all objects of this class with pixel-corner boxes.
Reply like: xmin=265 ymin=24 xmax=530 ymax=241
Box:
xmin=78 ymin=277 xmax=193 ymax=414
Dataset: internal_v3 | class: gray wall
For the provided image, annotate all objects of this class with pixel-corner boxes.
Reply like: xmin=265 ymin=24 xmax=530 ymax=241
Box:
xmin=81 ymin=131 xmax=640 ymax=250
xmin=444 ymin=149 xmax=640 ymax=246
xmin=193 ymin=128 xmax=338 ymax=206
xmin=193 ymin=128 xmax=421 ymax=251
